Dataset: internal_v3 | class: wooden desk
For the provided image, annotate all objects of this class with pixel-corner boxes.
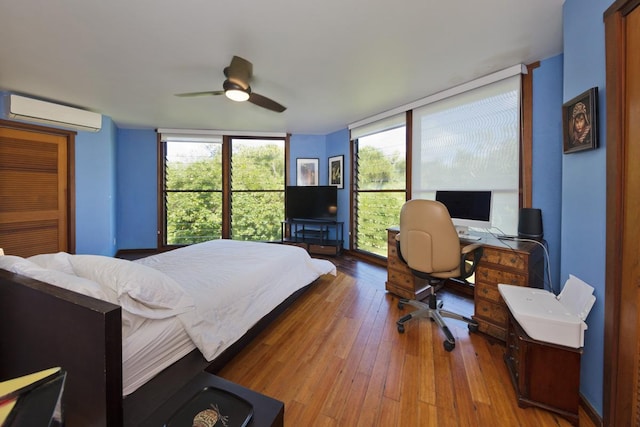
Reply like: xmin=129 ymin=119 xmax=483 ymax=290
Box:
xmin=385 ymin=228 xmax=545 ymax=341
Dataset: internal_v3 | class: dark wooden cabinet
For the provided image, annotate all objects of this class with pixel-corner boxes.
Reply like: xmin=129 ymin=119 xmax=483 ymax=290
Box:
xmin=504 ymin=313 xmax=581 ymax=426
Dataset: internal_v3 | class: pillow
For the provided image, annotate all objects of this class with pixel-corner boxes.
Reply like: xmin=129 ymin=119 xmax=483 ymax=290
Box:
xmin=28 ymin=252 xmax=75 ymax=275
xmin=7 ymin=257 xmax=111 ymax=302
xmin=0 ymin=255 xmax=28 ymax=271
xmin=68 ymin=255 xmax=194 ymax=319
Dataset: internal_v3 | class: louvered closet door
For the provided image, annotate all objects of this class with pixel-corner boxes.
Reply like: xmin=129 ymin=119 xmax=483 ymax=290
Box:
xmin=0 ymin=126 xmax=70 ymax=256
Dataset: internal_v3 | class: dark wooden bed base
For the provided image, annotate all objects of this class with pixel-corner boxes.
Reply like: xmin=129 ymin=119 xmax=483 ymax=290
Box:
xmin=0 ymin=268 xmax=312 ymax=426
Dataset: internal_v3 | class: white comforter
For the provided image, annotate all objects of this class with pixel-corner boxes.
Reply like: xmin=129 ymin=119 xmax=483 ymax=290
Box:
xmin=134 ymin=240 xmax=336 ymax=360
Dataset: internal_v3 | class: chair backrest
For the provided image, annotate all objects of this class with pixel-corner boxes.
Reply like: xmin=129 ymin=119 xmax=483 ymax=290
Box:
xmin=398 ymin=199 xmax=460 ymax=274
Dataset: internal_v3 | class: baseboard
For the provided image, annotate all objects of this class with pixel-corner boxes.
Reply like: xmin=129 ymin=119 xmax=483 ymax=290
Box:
xmin=580 ymin=393 xmax=603 ymax=427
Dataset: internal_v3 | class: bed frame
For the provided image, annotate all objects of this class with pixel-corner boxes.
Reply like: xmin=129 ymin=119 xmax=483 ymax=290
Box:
xmin=0 ymin=268 xmax=312 ymax=426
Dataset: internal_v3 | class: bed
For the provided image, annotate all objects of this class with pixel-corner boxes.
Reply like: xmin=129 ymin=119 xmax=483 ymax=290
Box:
xmin=0 ymin=240 xmax=336 ymax=426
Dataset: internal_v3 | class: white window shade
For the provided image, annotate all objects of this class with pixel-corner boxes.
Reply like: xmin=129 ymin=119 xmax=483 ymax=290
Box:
xmin=412 ymin=75 xmax=521 ymax=235
xmin=349 ymin=113 xmax=405 ymax=140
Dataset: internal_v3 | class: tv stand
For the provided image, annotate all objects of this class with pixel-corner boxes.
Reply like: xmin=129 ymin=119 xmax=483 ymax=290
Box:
xmin=281 ymin=219 xmax=343 ymax=256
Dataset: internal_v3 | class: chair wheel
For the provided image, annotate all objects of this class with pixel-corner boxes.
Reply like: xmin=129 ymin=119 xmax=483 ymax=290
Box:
xmin=397 ymin=325 xmax=405 ymax=333
xmin=468 ymin=323 xmax=479 ymax=333
xmin=443 ymin=341 xmax=455 ymax=352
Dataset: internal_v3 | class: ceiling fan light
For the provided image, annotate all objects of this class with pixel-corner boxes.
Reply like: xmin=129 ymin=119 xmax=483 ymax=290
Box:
xmin=223 ymin=80 xmax=250 ymax=102
xmin=225 ymin=89 xmax=250 ymax=102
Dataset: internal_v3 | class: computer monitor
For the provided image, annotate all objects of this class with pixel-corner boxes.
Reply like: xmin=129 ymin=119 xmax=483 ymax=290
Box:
xmin=435 ymin=190 xmax=492 ymax=238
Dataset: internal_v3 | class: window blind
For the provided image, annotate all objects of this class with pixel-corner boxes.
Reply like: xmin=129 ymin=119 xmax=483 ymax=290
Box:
xmin=412 ymin=75 xmax=521 ymax=234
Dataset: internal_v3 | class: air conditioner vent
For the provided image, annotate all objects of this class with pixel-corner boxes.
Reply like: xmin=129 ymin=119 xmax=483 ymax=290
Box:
xmin=6 ymin=94 xmax=102 ymax=132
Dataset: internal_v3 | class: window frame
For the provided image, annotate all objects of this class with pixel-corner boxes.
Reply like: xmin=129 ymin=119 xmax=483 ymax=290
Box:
xmin=350 ymin=114 xmax=409 ymax=259
xmin=157 ymin=133 xmax=289 ymax=249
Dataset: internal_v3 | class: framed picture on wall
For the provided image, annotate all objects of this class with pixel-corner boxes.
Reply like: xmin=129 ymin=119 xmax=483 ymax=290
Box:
xmin=328 ymin=155 xmax=344 ymax=189
xmin=296 ymin=158 xmax=319 ymax=186
xmin=562 ymin=87 xmax=598 ymax=154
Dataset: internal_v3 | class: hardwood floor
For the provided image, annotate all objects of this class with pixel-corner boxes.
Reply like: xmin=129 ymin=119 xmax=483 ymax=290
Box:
xmin=218 ymin=253 xmax=595 ymax=427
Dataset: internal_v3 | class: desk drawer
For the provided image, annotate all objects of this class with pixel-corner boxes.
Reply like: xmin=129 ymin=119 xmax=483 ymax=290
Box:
xmin=475 ymin=281 xmax=503 ymax=303
xmin=476 ymin=268 xmax=527 ymax=288
xmin=474 ymin=298 xmax=508 ymax=326
xmin=387 ymin=254 xmax=408 ymax=272
xmin=481 ymin=247 xmax=528 ymax=271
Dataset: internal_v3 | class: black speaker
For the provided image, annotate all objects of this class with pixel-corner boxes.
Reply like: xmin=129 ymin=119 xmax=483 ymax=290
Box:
xmin=518 ymin=208 xmax=543 ymax=239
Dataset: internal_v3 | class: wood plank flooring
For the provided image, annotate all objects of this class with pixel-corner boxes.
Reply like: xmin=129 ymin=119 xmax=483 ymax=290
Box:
xmin=218 ymin=253 xmax=595 ymax=427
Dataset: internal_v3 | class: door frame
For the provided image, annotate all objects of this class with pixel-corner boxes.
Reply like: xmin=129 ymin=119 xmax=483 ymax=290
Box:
xmin=603 ymin=0 xmax=640 ymax=425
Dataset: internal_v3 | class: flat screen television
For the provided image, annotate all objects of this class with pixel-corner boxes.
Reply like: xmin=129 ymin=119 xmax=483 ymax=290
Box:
xmin=286 ymin=186 xmax=338 ymax=221
xmin=435 ymin=190 xmax=492 ymax=235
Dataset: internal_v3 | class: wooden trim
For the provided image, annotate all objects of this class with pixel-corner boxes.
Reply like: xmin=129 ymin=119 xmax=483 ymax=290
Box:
xmin=405 ymin=110 xmax=412 ymax=199
xmin=580 ymin=394 xmax=604 ymax=427
xmin=221 ymin=135 xmax=231 ymax=238
xmin=349 ymin=133 xmax=355 ymax=250
xmin=521 ymin=62 xmax=539 ymax=209
xmin=285 ymin=133 xmax=291 ymax=186
xmin=156 ymin=132 xmax=164 ymax=248
xmin=603 ymin=2 xmax=639 ymax=426
xmin=67 ymin=131 xmax=76 ymax=254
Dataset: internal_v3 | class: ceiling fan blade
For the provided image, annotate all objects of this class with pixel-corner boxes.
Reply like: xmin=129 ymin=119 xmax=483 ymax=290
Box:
xmin=175 ymin=90 xmax=225 ymax=97
xmin=248 ymin=92 xmax=286 ymax=113
xmin=225 ymin=56 xmax=253 ymax=89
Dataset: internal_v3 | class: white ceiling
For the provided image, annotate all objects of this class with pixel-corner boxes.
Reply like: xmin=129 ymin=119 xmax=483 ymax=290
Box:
xmin=0 ymin=0 xmax=564 ymax=135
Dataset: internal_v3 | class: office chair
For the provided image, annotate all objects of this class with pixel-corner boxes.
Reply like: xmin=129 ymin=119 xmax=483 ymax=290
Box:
xmin=395 ymin=199 xmax=483 ymax=351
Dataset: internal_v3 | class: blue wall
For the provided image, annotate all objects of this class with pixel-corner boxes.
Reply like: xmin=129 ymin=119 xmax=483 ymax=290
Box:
xmin=326 ymin=128 xmax=351 ymax=249
xmin=289 ymin=134 xmax=327 ymax=185
xmin=116 ymin=128 xmax=158 ymax=249
xmin=74 ymin=118 xmax=118 ymax=255
xmin=532 ymin=54 xmax=563 ymax=292
xmin=561 ymin=0 xmax=611 ymax=415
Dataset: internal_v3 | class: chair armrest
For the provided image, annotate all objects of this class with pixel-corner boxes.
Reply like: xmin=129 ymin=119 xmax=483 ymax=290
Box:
xmin=459 ymin=244 xmax=483 ymax=280
xmin=395 ymin=233 xmax=408 ymax=265
xmin=461 ymin=243 xmax=482 ymax=254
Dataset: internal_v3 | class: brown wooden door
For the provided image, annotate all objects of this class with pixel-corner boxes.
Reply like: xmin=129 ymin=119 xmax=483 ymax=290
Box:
xmin=604 ymin=1 xmax=640 ymax=425
xmin=0 ymin=120 xmax=75 ymax=256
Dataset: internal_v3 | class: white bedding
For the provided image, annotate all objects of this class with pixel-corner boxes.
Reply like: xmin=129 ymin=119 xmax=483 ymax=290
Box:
xmin=0 ymin=240 xmax=336 ymax=396
xmin=134 ymin=240 xmax=337 ymax=361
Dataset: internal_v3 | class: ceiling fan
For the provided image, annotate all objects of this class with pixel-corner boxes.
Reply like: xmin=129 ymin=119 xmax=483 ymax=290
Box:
xmin=175 ymin=55 xmax=286 ymax=113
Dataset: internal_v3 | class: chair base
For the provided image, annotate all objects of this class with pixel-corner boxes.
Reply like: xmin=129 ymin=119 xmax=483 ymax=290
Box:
xmin=397 ymin=295 xmax=479 ymax=352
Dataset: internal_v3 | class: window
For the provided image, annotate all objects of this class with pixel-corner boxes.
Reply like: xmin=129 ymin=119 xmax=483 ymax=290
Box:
xmin=352 ymin=115 xmax=407 ymax=257
xmin=160 ymin=133 xmax=286 ymax=247
xmin=164 ymin=139 xmax=223 ymax=245
xmin=412 ymin=75 xmax=521 ymax=235
xmin=230 ymin=138 xmax=285 ymax=241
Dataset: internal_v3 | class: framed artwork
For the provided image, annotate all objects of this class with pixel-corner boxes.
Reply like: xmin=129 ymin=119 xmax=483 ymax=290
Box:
xmin=296 ymin=158 xmax=318 ymax=186
xmin=328 ymin=155 xmax=344 ymax=189
xmin=562 ymin=87 xmax=598 ymax=154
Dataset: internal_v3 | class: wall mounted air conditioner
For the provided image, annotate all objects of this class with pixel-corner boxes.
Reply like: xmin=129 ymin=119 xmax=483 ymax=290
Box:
xmin=6 ymin=94 xmax=102 ymax=132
